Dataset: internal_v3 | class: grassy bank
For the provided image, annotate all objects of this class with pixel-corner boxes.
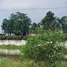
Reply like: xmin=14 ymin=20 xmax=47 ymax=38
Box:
xmin=0 ymin=44 xmax=22 ymax=50
xmin=0 ymin=59 xmax=67 ymax=67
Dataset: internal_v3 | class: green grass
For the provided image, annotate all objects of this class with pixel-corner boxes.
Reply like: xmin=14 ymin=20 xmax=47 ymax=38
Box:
xmin=0 ymin=44 xmax=23 ymax=50
xmin=0 ymin=59 xmax=67 ymax=67
xmin=0 ymin=59 xmax=38 ymax=67
xmin=55 ymin=61 xmax=67 ymax=67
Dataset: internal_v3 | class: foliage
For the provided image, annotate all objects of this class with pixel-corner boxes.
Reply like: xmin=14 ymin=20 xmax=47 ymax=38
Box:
xmin=30 ymin=22 xmax=42 ymax=34
xmin=60 ymin=16 xmax=67 ymax=33
xmin=20 ymin=30 xmax=67 ymax=67
xmin=1 ymin=19 xmax=10 ymax=35
xmin=0 ymin=35 xmax=22 ymax=40
xmin=0 ymin=59 xmax=67 ymax=67
xmin=6 ymin=36 xmax=22 ymax=40
xmin=41 ymin=11 xmax=61 ymax=31
xmin=41 ymin=11 xmax=55 ymax=30
xmin=0 ymin=44 xmax=22 ymax=50
xmin=0 ymin=36 xmax=6 ymax=40
xmin=10 ymin=12 xmax=31 ymax=36
xmin=35 ymin=26 xmax=43 ymax=34
xmin=1 ymin=12 xmax=31 ymax=36
xmin=23 ymin=36 xmax=28 ymax=40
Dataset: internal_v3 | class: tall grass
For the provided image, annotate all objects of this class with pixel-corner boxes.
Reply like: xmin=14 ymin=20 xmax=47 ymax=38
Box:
xmin=0 ymin=59 xmax=67 ymax=67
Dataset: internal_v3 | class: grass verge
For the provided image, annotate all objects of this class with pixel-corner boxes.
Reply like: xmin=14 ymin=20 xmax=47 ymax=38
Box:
xmin=0 ymin=59 xmax=67 ymax=67
xmin=0 ymin=44 xmax=23 ymax=50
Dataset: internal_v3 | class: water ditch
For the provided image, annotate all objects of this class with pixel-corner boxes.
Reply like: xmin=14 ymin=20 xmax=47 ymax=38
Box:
xmin=0 ymin=49 xmax=21 ymax=61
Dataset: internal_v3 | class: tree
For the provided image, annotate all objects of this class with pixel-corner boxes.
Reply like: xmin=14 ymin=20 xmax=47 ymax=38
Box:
xmin=61 ymin=16 xmax=67 ymax=33
xmin=1 ymin=12 xmax=31 ymax=36
xmin=31 ymin=22 xmax=38 ymax=33
xmin=56 ymin=16 xmax=67 ymax=33
xmin=1 ymin=19 xmax=11 ymax=35
xmin=10 ymin=12 xmax=31 ymax=36
xmin=41 ymin=11 xmax=59 ymax=31
xmin=31 ymin=22 xmax=43 ymax=34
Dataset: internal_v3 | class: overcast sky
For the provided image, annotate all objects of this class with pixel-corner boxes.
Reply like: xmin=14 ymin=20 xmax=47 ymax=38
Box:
xmin=0 ymin=0 xmax=67 ymax=33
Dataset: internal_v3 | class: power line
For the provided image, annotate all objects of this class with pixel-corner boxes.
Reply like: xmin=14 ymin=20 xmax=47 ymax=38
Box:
xmin=0 ymin=7 xmax=67 ymax=11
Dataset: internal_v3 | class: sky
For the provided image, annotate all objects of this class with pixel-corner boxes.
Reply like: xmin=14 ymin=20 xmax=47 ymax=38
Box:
xmin=0 ymin=0 xmax=67 ymax=33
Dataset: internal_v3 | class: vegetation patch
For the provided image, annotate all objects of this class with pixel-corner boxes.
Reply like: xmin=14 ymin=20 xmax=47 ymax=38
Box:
xmin=0 ymin=59 xmax=67 ymax=67
xmin=0 ymin=44 xmax=23 ymax=50
xmin=20 ymin=30 xmax=67 ymax=67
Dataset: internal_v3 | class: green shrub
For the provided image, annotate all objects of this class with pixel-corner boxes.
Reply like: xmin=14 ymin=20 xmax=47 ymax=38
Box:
xmin=20 ymin=30 xmax=67 ymax=67
xmin=65 ymin=34 xmax=67 ymax=40
xmin=23 ymin=36 xmax=27 ymax=40
xmin=0 ymin=34 xmax=5 ymax=36
xmin=0 ymin=35 xmax=23 ymax=40
xmin=6 ymin=36 xmax=22 ymax=40
xmin=23 ymin=35 xmax=32 ymax=40
xmin=0 ymin=36 xmax=6 ymax=40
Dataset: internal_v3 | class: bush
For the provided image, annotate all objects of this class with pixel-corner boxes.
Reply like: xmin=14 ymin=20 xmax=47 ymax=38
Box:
xmin=0 ymin=34 xmax=5 ymax=36
xmin=65 ymin=34 xmax=67 ymax=40
xmin=23 ymin=36 xmax=28 ymax=40
xmin=0 ymin=36 xmax=6 ymax=40
xmin=0 ymin=35 xmax=23 ymax=40
xmin=23 ymin=35 xmax=33 ymax=40
xmin=20 ymin=30 xmax=67 ymax=67
xmin=6 ymin=36 xmax=22 ymax=40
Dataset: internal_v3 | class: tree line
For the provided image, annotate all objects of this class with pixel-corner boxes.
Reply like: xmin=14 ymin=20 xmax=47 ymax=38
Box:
xmin=1 ymin=11 xmax=67 ymax=36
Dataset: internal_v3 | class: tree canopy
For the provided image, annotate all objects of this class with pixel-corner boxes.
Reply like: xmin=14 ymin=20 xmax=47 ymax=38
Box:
xmin=1 ymin=11 xmax=67 ymax=36
xmin=41 ymin=11 xmax=61 ymax=31
xmin=41 ymin=11 xmax=55 ymax=30
xmin=1 ymin=12 xmax=31 ymax=36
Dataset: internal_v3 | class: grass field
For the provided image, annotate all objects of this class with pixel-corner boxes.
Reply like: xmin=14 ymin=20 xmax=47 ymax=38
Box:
xmin=0 ymin=59 xmax=67 ymax=67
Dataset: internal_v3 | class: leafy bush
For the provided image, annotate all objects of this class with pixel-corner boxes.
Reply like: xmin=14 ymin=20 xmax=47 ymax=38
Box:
xmin=6 ymin=36 xmax=22 ymax=40
xmin=23 ymin=35 xmax=33 ymax=40
xmin=0 ymin=34 xmax=5 ymax=36
xmin=0 ymin=35 xmax=22 ymax=40
xmin=20 ymin=30 xmax=67 ymax=67
xmin=0 ymin=36 xmax=6 ymax=40
xmin=23 ymin=36 xmax=28 ymax=40
xmin=65 ymin=34 xmax=67 ymax=40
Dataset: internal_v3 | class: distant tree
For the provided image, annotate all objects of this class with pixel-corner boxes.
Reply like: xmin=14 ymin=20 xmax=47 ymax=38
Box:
xmin=31 ymin=22 xmax=42 ymax=34
xmin=10 ymin=12 xmax=31 ymax=36
xmin=61 ymin=16 xmax=67 ymax=33
xmin=1 ymin=19 xmax=10 ymax=35
xmin=1 ymin=12 xmax=31 ymax=36
xmin=41 ymin=11 xmax=60 ymax=31
xmin=56 ymin=16 xmax=67 ymax=33
xmin=31 ymin=22 xmax=38 ymax=33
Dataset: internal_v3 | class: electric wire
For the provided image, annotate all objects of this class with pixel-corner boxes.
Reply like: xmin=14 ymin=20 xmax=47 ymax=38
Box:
xmin=0 ymin=7 xmax=67 ymax=11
